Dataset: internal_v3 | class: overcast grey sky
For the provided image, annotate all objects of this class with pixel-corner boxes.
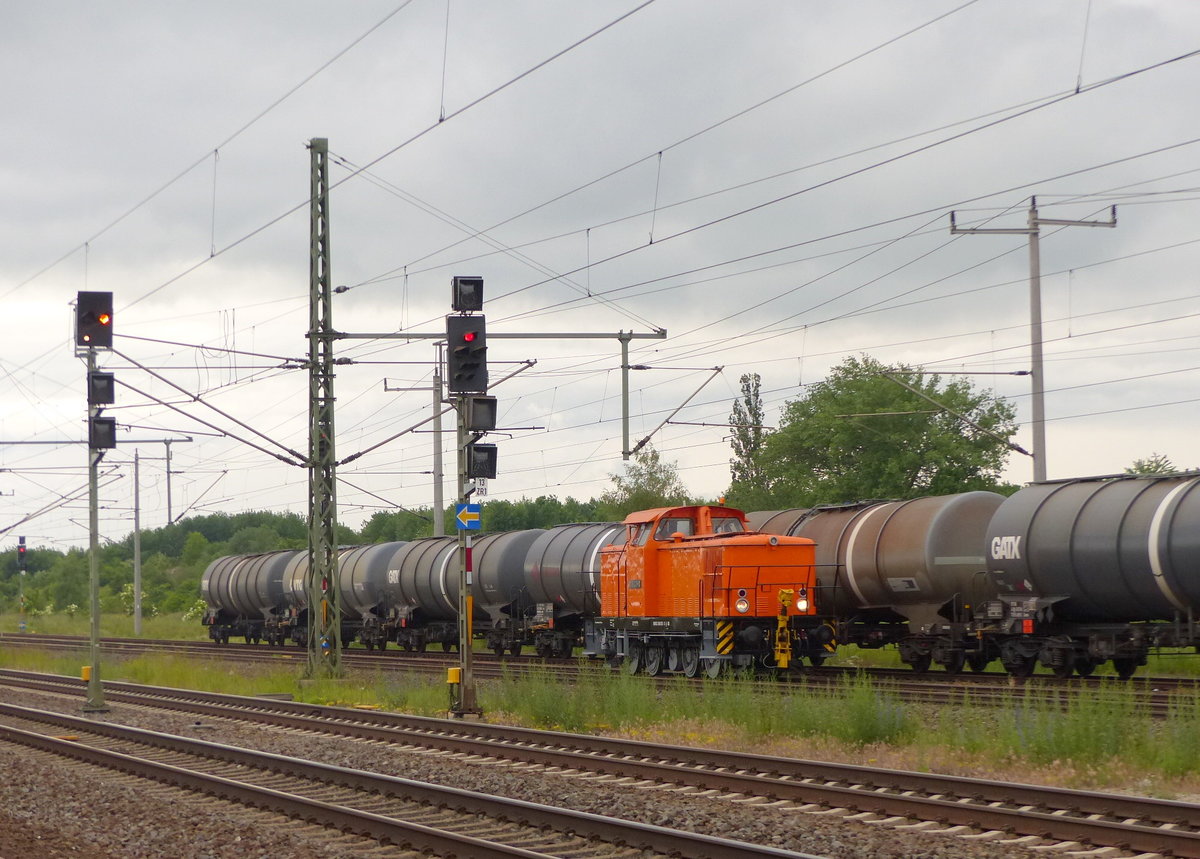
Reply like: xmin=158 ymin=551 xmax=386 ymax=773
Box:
xmin=4 ymin=0 xmax=1200 ymax=550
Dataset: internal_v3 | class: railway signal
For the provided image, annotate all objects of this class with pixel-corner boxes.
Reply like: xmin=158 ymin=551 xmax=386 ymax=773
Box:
xmin=446 ymin=315 xmax=488 ymax=393
xmin=464 ymin=395 xmax=497 ymax=431
xmin=76 ymin=291 xmax=113 ymax=349
xmin=467 ymin=443 xmax=498 ymax=479
xmin=451 ymin=275 xmax=483 ymax=312
xmin=17 ymin=537 xmax=25 ymax=569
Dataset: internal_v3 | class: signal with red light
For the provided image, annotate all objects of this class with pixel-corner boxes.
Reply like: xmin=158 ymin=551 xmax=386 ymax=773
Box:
xmin=446 ymin=315 xmax=488 ymax=393
xmin=76 ymin=291 xmax=114 ymax=349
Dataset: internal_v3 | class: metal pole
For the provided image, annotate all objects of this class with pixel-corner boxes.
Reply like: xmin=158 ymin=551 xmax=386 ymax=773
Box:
xmin=84 ymin=346 xmax=107 ymax=712
xmin=453 ymin=397 xmax=480 ymax=716
xmin=949 ymin=201 xmax=1115 ymax=484
xmin=433 ymin=349 xmax=444 ymax=537
xmin=305 ymin=136 xmax=342 ymax=678
xmin=1027 ymin=199 xmax=1047 ymax=483
xmin=133 ymin=449 xmax=142 ymax=635
xmin=164 ymin=439 xmax=173 ymax=523
xmin=620 ymin=332 xmax=631 ymax=460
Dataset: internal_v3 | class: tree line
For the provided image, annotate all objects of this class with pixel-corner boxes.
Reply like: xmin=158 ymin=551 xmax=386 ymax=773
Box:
xmin=2 ymin=354 xmax=1182 ymax=618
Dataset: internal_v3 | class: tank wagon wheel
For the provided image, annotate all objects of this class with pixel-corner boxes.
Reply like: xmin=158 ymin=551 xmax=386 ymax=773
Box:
xmin=1003 ymin=655 xmax=1037 ymax=678
xmin=942 ymin=651 xmax=966 ymax=675
xmin=363 ymin=642 xmax=374 ymax=652
xmin=378 ymin=640 xmax=387 ymax=651
xmin=1051 ymin=656 xmax=1076 ymax=679
xmin=909 ymin=654 xmax=932 ymax=674
xmin=702 ymin=658 xmax=726 ymax=679
xmin=491 ymin=644 xmax=505 ymax=657
xmin=967 ymin=654 xmax=989 ymax=673
xmin=509 ymin=642 xmax=523 ymax=657
xmin=441 ymin=642 xmax=454 ymax=652
xmin=680 ymin=647 xmax=700 ymax=678
xmin=1074 ymin=658 xmax=1096 ymax=677
xmin=1111 ymin=657 xmax=1138 ymax=680
xmin=644 ymin=644 xmax=665 ymax=676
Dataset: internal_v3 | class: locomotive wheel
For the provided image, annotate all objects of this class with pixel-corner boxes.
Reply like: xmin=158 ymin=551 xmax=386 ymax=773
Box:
xmin=680 ymin=647 xmax=700 ymax=678
xmin=1112 ymin=657 xmax=1138 ymax=680
xmin=703 ymin=658 xmax=726 ymax=679
xmin=441 ymin=642 xmax=454 ymax=652
xmin=942 ymin=651 xmax=966 ymax=675
xmin=625 ymin=647 xmax=643 ymax=675
xmin=967 ymin=654 xmax=989 ymax=673
xmin=808 ymin=653 xmax=827 ymax=668
xmin=415 ymin=641 xmax=427 ymax=653
xmin=644 ymin=645 xmax=665 ymax=676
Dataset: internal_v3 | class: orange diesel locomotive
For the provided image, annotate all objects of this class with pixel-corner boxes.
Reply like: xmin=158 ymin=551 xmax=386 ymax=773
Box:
xmin=584 ymin=504 xmax=827 ymax=677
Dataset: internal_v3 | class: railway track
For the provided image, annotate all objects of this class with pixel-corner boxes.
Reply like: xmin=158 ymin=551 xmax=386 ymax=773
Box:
xmin=0 ymin=698 xmax=809 ymax=859
xmin=3 ymin=668 xmax=1198 ymax=857
xmin=5 ymin=632 xmax=1196 ymax=717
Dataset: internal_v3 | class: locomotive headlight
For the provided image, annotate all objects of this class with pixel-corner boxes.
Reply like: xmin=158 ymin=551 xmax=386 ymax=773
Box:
xmin=735 ymin=598 xmax=751 ymax=614
xmin=796 ymin=597 xmax=809 ymax=612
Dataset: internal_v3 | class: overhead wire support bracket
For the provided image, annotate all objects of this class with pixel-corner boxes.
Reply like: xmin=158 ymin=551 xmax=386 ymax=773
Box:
xmin=628 ymin=366 xmax=723 ymax=458
xmin=881 ymin=372 xmax=1030 ymax=457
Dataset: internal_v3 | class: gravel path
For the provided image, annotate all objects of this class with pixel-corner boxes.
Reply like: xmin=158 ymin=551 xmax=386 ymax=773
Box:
xmin=0 ymin=685 xmax=1060 ymax=859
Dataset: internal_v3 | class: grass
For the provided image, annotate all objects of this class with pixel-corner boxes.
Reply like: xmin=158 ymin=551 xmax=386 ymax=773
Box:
xmin=0 ymin=643 xmax=1197 ymax=796
xmin=0 ymin=611 xmax=208 ymax=640
xmin=3 ymin=613 xmax=1199 ymax=795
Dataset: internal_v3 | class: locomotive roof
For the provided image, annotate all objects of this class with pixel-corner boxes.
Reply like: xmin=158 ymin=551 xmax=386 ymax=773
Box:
xmin=620 ymin=504 xmax=746 ymax=524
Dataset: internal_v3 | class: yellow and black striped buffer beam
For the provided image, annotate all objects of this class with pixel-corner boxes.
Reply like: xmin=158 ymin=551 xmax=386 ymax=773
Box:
xmin=716 ymin=620 xmax=734 ymax=654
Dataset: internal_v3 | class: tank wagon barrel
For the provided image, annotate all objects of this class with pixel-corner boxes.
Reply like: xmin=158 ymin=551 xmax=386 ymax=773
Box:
xmin=523 ymin=522 xmax=623 ymax=658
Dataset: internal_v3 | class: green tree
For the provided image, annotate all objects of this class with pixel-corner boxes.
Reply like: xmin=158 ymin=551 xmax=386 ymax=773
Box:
xmin=759 ymin=355 xmax=1018 ymax=507
xmin=1125 ymin=452 xmax=1177 ymax=475
xmin=359 ymin=509 xmax=434 ymax=543
xmin=597 ymin=445 xmax=692 ymax=520
xmin=725 ymin=372 xmax=775 ymax=511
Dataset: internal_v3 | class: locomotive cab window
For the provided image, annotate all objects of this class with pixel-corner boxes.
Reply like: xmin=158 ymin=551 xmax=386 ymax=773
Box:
xmin=712 ymin=517 xmax=744 ymax=534
xmin=631 ymin=523 xmax=653 ymax=546
xmin=653 ymin=517 xmax=694 ymax=540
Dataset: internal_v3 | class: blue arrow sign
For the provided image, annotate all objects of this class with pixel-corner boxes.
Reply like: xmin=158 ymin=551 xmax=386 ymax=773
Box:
xmin=455 ymin=503 xmax=482 ymax=530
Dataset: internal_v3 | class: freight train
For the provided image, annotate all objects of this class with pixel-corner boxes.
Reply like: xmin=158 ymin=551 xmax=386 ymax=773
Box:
xmin=202 ymin=504 xmax=826 ymax=673
xmin=202 ymin=474 xmax=1200 ymax=679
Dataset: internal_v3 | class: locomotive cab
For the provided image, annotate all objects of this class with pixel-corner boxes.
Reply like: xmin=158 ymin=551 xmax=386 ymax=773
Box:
xmin=589 ymin=505 xmax=827 ymax=676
